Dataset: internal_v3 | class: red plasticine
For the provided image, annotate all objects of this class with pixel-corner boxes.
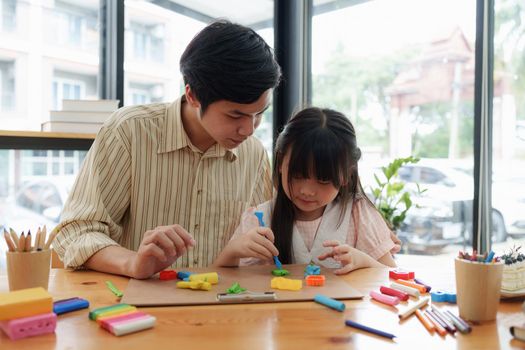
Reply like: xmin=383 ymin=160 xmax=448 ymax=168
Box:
xmin=389 ymin=268 xmax=415 ymax=280
xmin=159 ymin=270 xmax=177 ymax=281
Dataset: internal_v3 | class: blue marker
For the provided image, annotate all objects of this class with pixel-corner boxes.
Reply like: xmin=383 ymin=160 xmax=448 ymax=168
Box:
xmin=254 ymin=211 xmax=283 ymax=269
xmin=345 ymin=319 xmax=396 ymax=340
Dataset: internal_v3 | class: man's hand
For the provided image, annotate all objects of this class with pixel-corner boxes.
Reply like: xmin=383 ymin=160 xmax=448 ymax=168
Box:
xmin=129 ymin=224 xmax=196 ymax=279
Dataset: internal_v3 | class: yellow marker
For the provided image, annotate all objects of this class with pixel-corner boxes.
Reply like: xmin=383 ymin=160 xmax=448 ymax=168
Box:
xmin=177 ymin=280 xmax=212 ymax=291
xmin=0 ymin=287 xmax=53 ymax=321
xmin=189 ymin=272 xmax=219 ymax=285
xmin=270 ymin=277 xmax=302 ymax=291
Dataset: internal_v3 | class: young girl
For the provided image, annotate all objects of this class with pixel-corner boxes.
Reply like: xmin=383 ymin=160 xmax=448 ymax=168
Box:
xmin=214 ymin=107 xmax=397 ymax=274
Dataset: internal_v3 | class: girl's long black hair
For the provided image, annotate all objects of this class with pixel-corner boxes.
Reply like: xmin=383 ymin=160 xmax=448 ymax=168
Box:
xmin=271 ymin=107 xmax=363 ymax=264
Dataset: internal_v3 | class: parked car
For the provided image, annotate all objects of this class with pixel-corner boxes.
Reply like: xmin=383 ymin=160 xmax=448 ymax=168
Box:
xmin=360 ymin=159 xmax=525 ymax=253
xmin=0 ymin=178 xmax=73 ymax=235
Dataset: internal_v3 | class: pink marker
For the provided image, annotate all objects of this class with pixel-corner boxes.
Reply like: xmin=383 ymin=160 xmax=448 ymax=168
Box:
xmin=370 ymin=290 xmax=400 ymax=306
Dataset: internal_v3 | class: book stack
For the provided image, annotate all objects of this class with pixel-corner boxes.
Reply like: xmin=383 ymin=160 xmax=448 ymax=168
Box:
xmin=510 ymin=301 xmax=525 ymax=342
xmin=41 ymin=99 xmax=119 ymax=134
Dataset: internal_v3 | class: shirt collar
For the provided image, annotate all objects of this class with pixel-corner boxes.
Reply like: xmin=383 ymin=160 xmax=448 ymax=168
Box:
xmin=158 ymin=95 xmax=238 ymax=161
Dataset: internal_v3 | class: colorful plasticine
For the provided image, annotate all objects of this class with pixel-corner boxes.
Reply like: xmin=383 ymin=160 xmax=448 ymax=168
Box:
xmin=159 ymin=270 xmax=178 ymax=281
xmin=177 ymin=271 xmax=193 ymax=280
xmin=389 ymin=268 xmax=415 ymax=280
xmin=395 ymin=279 xmax=428 ymax=294
xmin=370 ymin=290 xmax=400 ymax=306
xmin=430 ymin=290 xmax=457 ymax=304
xmin=271 ymin=269 xmax=290 ymax=276
xmin=226 ymin=282 xmax=246 ymax=294
xmin=177 ymin=280 xmax=212 ymax=291
xmin=53 ymin=297 xmax=90 ymax=315
xmin=314 ymin=294 xmax=345 ymax=312
xmin=189 ymin=272 xmax=219 ymax=284
xmin=390 ymin=282 xmax=420 ymax=297
xmin=0 ymin=312 xmax=57 ymax=340
xmin=379 ymin=286 xmax=409 ymax=301
xmin=305 ymin=275 xmax=325 ymax=286
xmin=0 ymin=287 xmax=53 ymax=321
xmin=304 ymin=264 xmax=321 ymax=276
xmin=88 ymin=304 xmax=137 ymax=321
xmin=270 ymin=277 xmax=302 ymax=291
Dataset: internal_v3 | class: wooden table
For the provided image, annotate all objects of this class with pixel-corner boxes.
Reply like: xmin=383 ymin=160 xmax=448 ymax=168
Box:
xmin=0 ymin=256 xmax=523 ymax=350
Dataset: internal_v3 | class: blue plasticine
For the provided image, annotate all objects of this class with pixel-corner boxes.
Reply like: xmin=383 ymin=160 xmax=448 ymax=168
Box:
xmin=304 ymin=264 xmax=321 ymax=277
xmin=431 ymin=290 xmax=457 ymax=304
xmin=314 ymin=294 xmax=345 ymax=312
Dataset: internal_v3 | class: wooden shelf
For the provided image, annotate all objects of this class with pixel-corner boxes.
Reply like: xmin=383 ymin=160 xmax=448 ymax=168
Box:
xmin=0 ymin=130 xmax=95 ymax=150
xmin=0 ymin=130 xmax=96 ymax=139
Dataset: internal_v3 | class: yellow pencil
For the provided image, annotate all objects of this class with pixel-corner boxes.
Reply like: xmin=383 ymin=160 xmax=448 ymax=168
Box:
xmin=18 ymin=232 xmax=26 ymax=252
xmin=9 ymin=228 xmax=18 ymax=250
xmin=44 ymin=226 xmax=60 ymax=249
xmin=3 ymin=229 xmax=16 ymax=252
xmin=35 ymin=227 xmax=42 ymax=251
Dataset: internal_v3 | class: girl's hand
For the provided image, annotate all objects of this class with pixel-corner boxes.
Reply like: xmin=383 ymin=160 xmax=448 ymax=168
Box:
xmin=389 ymin=231 xmax=402 ymax=254
xmin=318 ymin=240 xmax=379 ymax=275
xmin=226 ymin=227 xmax=279 ymax=262
xmin=129 ymin=224 xmax=196 ymax=279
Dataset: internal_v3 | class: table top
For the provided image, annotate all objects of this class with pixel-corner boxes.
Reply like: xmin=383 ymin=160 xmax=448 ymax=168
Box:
xmin=0 ymin=255 xmax=523 ymax=350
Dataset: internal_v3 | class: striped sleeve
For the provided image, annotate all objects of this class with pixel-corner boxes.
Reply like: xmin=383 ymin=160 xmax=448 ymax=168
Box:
xmin=53 ymin=121 xmax=132 ymax=268
xmin=250 ymin=150 xmax=273 ymax=206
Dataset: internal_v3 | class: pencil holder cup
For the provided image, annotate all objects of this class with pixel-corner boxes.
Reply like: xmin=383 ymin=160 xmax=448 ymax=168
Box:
xmin=455 ymin=257 xmax=503 ymax=322
xmin=6 ymin=249 xmax=52 ymax=291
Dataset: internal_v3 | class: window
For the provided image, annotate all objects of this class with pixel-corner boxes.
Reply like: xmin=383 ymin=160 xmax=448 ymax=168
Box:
xmin=492 ymin=0 xmax=525 ymax=246
xmin=129 ymin=21 xmax=165 ymax=63
xmin=0 ymin=0 xmax=16 ymax=32
xmin=312 ymin=0 xmax=476 ymax=255
xmin=0 ymin=60 xmax=15 ymax=112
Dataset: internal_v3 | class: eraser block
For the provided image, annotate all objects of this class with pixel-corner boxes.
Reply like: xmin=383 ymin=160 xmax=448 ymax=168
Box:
xmin=431 ymin=290 xmax=457 ymax=304
xmin=0 ymin=287 xmax=53 ymax=321
xmin=53 ymin=297 xmax=90 ymax=315
xmin=389 ymin=268 xmax=415 ymax=280
xmin=189 ymin=272 xmax=219 ymax=284
xmin=89 ymin=304 xmax=137 ymax=321
xmin=0 ymin=312 xmax=56 ymax=340
xmin=159 ymin=270 xmax=177 ymax=281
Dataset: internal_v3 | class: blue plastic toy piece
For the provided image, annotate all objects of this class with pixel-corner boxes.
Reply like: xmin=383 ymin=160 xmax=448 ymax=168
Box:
xmin=177 ymin=271 xmax=193 ymax=280
xmin=431 ymin=290 xmax=457 ymax=304
xmin=304 ymin=264 xmax=321 ymax=277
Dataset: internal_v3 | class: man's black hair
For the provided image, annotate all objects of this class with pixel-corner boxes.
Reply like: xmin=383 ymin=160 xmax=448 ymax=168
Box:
xmin=180 ymin=20 xmax=281 ymax=113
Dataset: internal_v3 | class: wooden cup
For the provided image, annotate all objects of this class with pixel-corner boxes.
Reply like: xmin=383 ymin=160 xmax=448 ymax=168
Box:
xmin=455 ymin=257 xmax=504 ymax=322
xmin=6 ymin=249 xmax=52 ymax=291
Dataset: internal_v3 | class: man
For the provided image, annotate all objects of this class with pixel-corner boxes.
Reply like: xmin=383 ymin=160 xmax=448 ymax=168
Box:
xmin=53 ymin=21 xmax=281 ymax=279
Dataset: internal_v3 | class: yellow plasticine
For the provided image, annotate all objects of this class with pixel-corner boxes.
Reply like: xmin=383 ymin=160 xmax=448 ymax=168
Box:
xmin=0 ymin=287 xmax=53 ymax=321
xmin=188 ymin=272 xmax=219 ymax=284
xmin=177 ymin=280 xmax=212 ymax=291
xmin=271 ymin=277 xmax=303 ymax=291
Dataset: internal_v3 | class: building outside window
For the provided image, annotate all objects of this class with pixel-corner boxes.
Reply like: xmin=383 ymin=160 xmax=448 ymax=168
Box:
xmin=0 ymin=60 xmax=15 ymax=112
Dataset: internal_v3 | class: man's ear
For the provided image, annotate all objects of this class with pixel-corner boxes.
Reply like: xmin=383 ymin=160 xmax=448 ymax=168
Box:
xmin=185 ymin=85 xmax=201 ymax=109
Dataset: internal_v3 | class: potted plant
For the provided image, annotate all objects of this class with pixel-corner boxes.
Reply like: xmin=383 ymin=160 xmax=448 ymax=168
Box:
xmin=368 ymin=156 xmax=426 ymax=232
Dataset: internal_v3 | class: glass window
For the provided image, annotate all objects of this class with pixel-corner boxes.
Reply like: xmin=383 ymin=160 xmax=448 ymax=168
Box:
xmin=492 ymin=0 xmax=525 ymax=246
xmin=0 ymin=1 xmax=100 ymax=132
xmin=312 ymin=0 xmax=476 ymax=255
xmin=123 ymin=0 xmax=275 ymax=155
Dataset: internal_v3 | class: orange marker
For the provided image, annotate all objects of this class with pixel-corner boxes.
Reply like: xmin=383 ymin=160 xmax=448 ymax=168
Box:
xmin=424 ymin=310 xmax=448 ymax=336
xmin=415 ymin=309 xmax=435 ymax=334
xmin=396 ymin=279 xmax=427 ymax=294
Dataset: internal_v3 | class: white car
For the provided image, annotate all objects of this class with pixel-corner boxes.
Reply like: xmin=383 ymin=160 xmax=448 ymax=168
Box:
xmin=360 ymin=159 xmax=524 ymax=253
xmin=0 ymin=178 xmax=72 ymax=235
